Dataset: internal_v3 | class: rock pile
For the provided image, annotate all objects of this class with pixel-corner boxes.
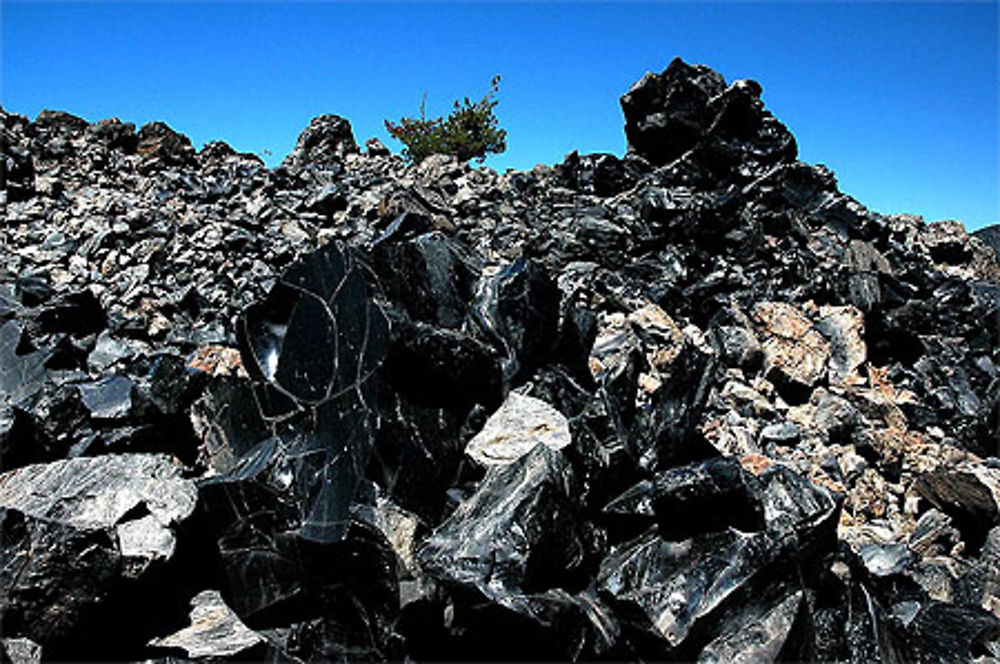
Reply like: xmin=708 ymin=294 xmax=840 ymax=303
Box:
xmin=2 ymin=57 xmax=1000 ymax=661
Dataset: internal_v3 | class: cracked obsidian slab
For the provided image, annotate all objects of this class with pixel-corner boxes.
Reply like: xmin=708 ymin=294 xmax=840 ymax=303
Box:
xmin=201 ymin=242 xmax=389 ymax=620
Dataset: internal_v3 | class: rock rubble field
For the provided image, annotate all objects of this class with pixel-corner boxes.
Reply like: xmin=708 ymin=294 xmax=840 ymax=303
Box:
xmin=2 ymin=57 xmax=1000 ymax=662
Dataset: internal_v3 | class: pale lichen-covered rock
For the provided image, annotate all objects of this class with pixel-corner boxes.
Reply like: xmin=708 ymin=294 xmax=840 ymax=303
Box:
xmin=465 ymin=391 xmax=571 ymax=466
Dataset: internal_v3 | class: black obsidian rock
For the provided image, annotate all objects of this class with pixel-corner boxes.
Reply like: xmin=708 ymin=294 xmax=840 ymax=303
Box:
xmin=200 ymin=242 xmax=390 ymax=627
xmin=282 ymin=114 xmax=359 ymax=169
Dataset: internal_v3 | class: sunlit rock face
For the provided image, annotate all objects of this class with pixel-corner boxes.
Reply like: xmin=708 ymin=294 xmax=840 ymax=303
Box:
xmin=2 ymin=58 xmax=1000 ymax=661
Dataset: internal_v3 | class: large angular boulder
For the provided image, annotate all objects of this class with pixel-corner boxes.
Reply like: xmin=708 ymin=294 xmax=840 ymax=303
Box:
xmin=201 ymin=242 xmax=390 ymax=621
xmin=620 ymin=56 xmax=796 ymax=171
xmin=282 ymin=114 xmax=359 ymax=169
xmin=0 ymin=454 xmax=197 ymax=643
xmin=136 ymin=121 xmax=196 ymax=167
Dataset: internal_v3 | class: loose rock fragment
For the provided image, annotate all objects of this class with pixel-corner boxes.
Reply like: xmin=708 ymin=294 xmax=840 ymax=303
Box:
xmin=148 ymin=590 xmax=264 ymax=659
xmin=465 ymin=391 xmax=571 ymax=466
xmin=814 ymin=304 xmax=866 ymax=386
xmin=1 ymin=638 xmax=42 ymax=664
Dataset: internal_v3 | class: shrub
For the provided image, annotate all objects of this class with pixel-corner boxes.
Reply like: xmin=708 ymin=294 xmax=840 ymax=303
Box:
xmin=385 ymin=75 xmax=507 ymax=164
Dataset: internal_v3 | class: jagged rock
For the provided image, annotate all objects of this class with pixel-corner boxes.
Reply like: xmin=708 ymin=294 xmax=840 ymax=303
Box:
xmin=697 ymin=588 xmax=802 ymax=663
xmin=136 ymin=121 xmax=196 ymax=167
xmin=366 ymin=137 xmax=391 ymax=157
xmin=148 ymin=590 xmax=264 ymax=659
xmin=903 ymin=602 xmax=1000 ymax=662
xmin=197 ymin=139 xmax=237 ymax=163
xmin=419 ymin=445 xmax=589 ymax=604
xmin=974 ymin=223 xmax=1000 ymax=261
xmin=621 ymin=58 xmax=727 ymax=165
xmin=78 ymin=375 xmax=134 ymax=420
xmin=465 ymin=391 xmax=571 ymax=466
xmin=604 ymin=457 xmax=764 ymax=540
xmin=1 ymin=110 xmax=36 ymax=203
xmin=924 ymin=220 xmax=975 ymax=264
xmin=282 ymin=114 xmax=358 ymax=168
xmin=477 ymin=256 xmax=561 ymax=384
xmin=759 ymin=421 xmax=800 ymax=446
xmin=0 ymin=455 xmax=197 ymax=643
xmin=85 ymin=118 xmax=137 ymax=153
xmin=199 ymin=242 xmax=390 ymax=623
xmin=557 ymin=151 xmax=639 ymax=197
xmin=372 ymin=230 xmax=478 ymax=329
xmin=0 ymin=321 xmax=49 ymax=409
xmin=34 ymin=109 xmax=87 ymax=131
xmin=598 ymin=461 xmax=838 ymax=656
xmin=814 ymin=304 xmax=866 ymax=386
xmin=415 ymin=445 xmax=609 ymax=659
xmin=914 ymin=467 xmax=1000 ymax=553
xmin=711 ymin=323 xmax=762 ymax=371
xmin=0 ymin=454 xmax=197 ymax=566
xmin=621 ymin=57 xmax=795 ymax=173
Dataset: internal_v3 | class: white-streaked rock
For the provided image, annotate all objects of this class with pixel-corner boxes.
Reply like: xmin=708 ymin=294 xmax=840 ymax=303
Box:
xmin=1 ymin=638 xmax=42 ymax=664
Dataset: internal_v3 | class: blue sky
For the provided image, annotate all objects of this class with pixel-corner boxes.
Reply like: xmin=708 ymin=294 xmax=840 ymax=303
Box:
xmin=3 ymin=2 xmax=997 ymax=229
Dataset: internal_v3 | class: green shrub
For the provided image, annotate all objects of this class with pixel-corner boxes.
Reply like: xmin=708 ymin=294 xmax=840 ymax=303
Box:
xmin=385 ymin=75 xmax=507 ymax=164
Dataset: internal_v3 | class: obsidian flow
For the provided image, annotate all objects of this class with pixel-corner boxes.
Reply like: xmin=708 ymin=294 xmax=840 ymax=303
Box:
xmin=2 ymin=56 xmax=1000 ymax=661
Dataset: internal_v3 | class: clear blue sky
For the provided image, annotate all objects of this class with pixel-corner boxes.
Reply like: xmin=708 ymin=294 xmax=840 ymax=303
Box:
xmin=3 ymin=2 xmax=997 ymax=229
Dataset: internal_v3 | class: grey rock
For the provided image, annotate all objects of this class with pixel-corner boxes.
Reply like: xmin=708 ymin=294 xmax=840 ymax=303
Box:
xmin=148 ymin=590 xmax=264 ymax=659
xmin=78 ymin=375 xmax=134 ymax=420
xmin=813 ymin=304 xmax=866 ymax=386
xmin=759 ymin=422 xmax=800 ymax=446
xmin=0 ymin=455 xmax=197 ymax=643
xmin=973 ymin=223 xmax=1000 ymax=261
xmin=1 ymin=638 xmax=42 ymax=664
xmin=0 ymin=454 xmax=197 ymax=563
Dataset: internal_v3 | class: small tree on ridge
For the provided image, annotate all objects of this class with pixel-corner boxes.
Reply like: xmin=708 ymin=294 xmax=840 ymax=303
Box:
xmin=385 ymin=75 xmax=507 ymax=164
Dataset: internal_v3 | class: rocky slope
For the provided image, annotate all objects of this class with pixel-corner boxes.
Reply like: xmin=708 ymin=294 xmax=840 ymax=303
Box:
xmin=2 ymin=57 xmax=1000 ymax=662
